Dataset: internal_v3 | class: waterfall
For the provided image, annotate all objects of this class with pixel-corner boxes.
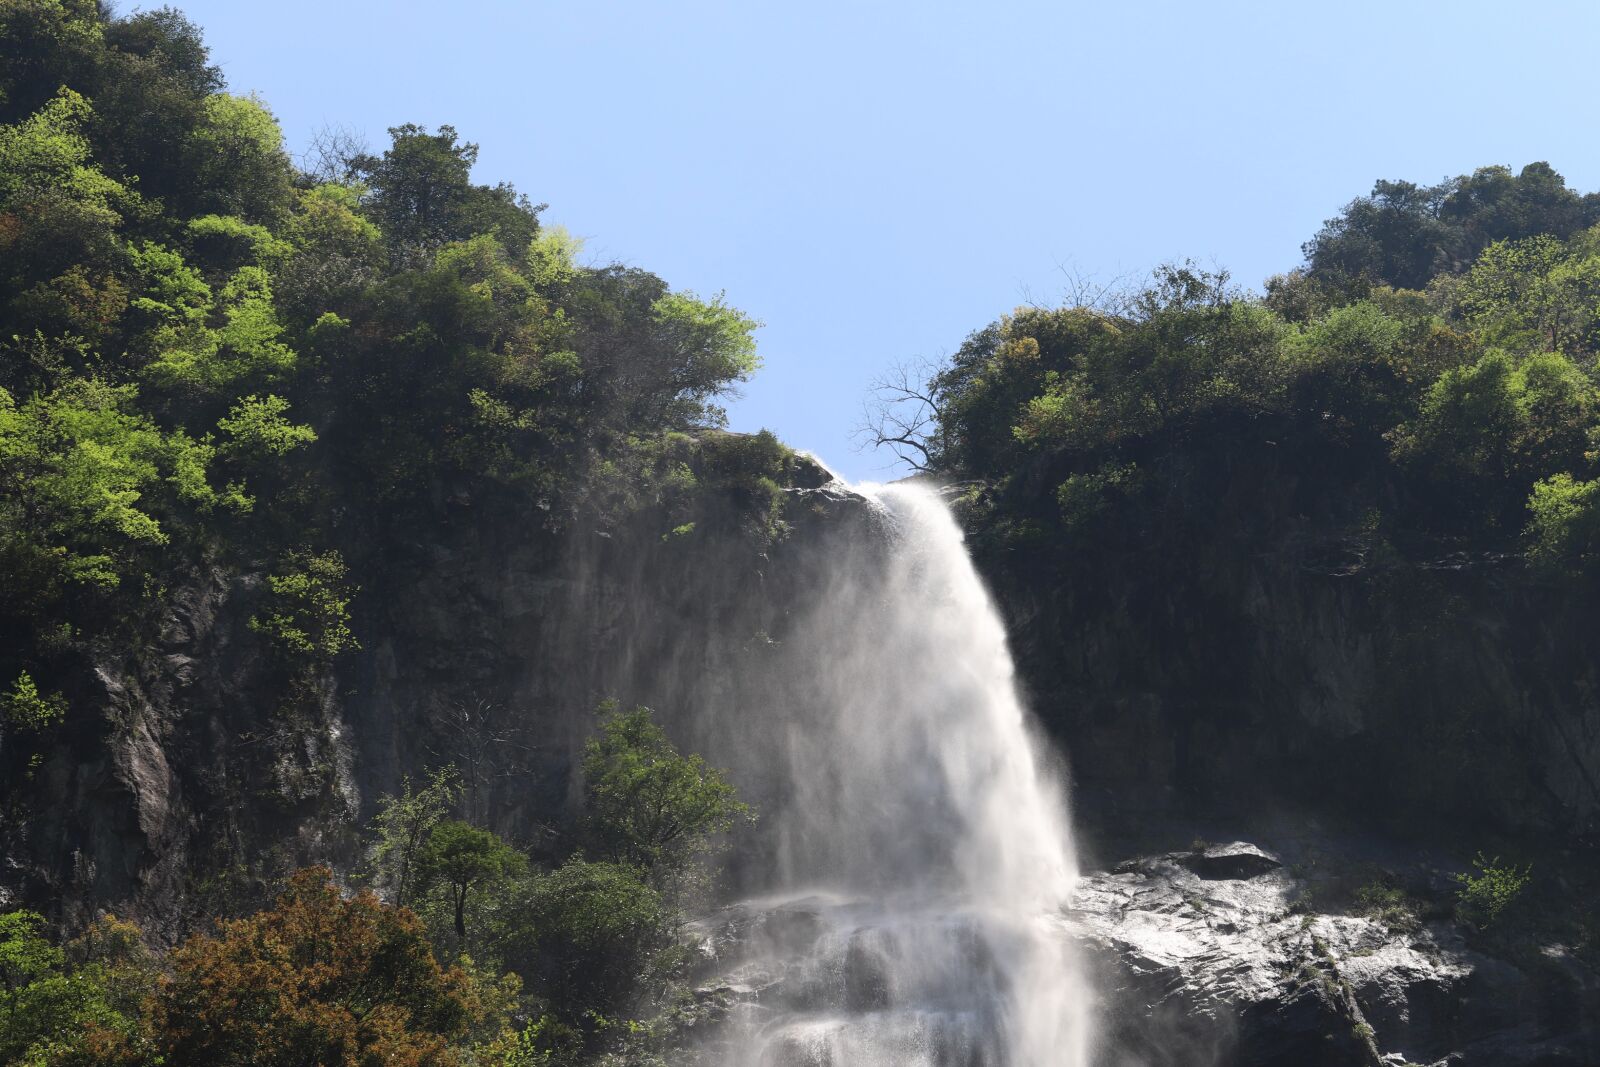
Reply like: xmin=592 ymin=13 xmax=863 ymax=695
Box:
xmin=696 ymin=480 xmax=1092 ymax=1067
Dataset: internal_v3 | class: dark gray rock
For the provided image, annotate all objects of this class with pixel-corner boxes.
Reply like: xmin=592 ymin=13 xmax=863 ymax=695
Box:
xmin=2 ymin=444 xmax=879 ymax=932
xmin=968 ymin=461 xmax=1600 ymax=845
xmin=1179 ymin=842 xmax=1284 ymax=881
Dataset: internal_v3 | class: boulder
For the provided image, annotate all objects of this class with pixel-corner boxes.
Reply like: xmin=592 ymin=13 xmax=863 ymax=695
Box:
xmin=1070 ymin=842 xmax=1600 ymax=1067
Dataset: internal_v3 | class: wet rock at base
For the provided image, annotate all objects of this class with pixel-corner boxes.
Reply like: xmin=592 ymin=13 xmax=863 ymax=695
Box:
xmin=1178 ymin=841 xmax=1284 ymax=881
xmin=1070 ymin=841 xmax=1600 ymax=1067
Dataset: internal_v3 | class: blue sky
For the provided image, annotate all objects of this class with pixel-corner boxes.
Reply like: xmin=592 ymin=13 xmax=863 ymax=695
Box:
xmin=170 ymin=0 xmax=1600 ymax=479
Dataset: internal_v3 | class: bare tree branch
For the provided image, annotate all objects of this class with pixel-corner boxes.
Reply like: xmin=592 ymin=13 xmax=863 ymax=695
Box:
xmin=854 ymin=356 xmax=945 ymax=472
xmin=1054 ymin=259 xmax=1135 ymax=313
xmin=298 ymin=123 xmax=370 ymax=185
xmin=425 ymin=694 xmax=539 ymax=825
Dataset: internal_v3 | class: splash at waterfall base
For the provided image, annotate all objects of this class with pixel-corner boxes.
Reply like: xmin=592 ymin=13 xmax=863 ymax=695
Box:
xmin=690 ymin=834 xmax=1600 ymax=1067
xmin=680 ymin=481 xmax=1092 ymax=1067
xmin=689 ymin=894 xmax=1080 ymax=1066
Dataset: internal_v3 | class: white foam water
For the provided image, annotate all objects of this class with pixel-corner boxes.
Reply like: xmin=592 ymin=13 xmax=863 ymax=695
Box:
xmin=700 ymin=481 xmax=1091 ymax=1067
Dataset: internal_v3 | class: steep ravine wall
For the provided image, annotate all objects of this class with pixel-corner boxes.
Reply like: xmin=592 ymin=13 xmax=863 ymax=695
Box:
xmin=2 ymin=452 xmax=868 ymax=934
xmin=976 ymin=510 xmax=1600 ymax=848
xmin=13 ymin=562 xmax=363 ymax=935
xmin=13 ymin=447 xmax=1598 ymax=939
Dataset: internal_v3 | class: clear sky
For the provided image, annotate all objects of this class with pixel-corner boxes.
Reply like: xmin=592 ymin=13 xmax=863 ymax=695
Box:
xmin=166 ymin=0 xmax=1600 ymax=479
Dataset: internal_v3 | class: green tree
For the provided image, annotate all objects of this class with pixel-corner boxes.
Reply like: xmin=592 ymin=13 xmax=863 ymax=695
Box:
xmin=1438 ymin=162 xmax=1599 ymax=265
xmin=1392 ymin=349 xmax=1598 ymax=527
xmin=150 ymin=867 xmax=486 ymax=1067
xmin=0 ymin=2 xmax=107 ymax=126
xmin=274 ymin=183 xmax=383 ymax=321
xmin=582 ymin=703 xmax=750 ymax=880
xmin=1455 ymin=853 xmax=1532 ymax=930
xmin=88 ymin=9 xmax=247 ymax=223
xmin=99 ymin=7 xmax=221 ymax=98
xmin=648 ymin=289 xmax=762 ymax=421
xmin=563 ymin=266 xmax=760 ymax=433
xmin=249 ymin=549 xmax=358 ymax=666
xmin=184 ymin=92 xmax=295 ymax=224
xmin=1514 ymin=350 xmax=1596 ymax=470
xmin=353 ymin=124 xmax=540 ymax=255
xmin=1303 ymin=163 xmax=1600 ymax=294
xmin=1304 ymin=177 xmax=1456 ymax=292
xmin=414 ymin=819 xmax=525 ymax=943
xmin=217 ymin=393 xmax=316 ymax=460
xmin=0 ymin=911 xmax=58 ymax=1024
xmin=515 ymin=858 xmax=670 ymax=1019
xmin=0 ymin=87 xmax=139 ymax=309
xmin=1283 ymin=299 xmax=1435 ymax=440
xmin=0 ymin=377 xmax=226 ymax=602
xmin=142 ymin=263 xmax=297 ymax=398
xmin=1451 ymin=235 xmax=1600 ymax=355
xmin=1526 ymin=473 xmax=1600 ymax=575
xmin=931 ymin=307 xmax=1115 ymax=472
xmin=0 ymin=911 xmax=156 ymax=1066
xmin=369 ymin=765 xmax=462 ymax=909
xmin=1 ymin=671 xmax=66 ymax=732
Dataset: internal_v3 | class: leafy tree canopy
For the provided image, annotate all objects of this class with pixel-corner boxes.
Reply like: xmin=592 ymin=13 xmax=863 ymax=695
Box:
xmin=866 ymin=163 xmax=1600 ymax=578
xmin=582 ymin=702 xmax=751 ymax=878
xmin=150 ymin=867 xmax=487 ymax=1067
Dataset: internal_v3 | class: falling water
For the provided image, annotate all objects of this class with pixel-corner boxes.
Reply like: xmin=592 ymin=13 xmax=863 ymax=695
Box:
xmin=696 ymin=480 xmax=1092 ymax=1067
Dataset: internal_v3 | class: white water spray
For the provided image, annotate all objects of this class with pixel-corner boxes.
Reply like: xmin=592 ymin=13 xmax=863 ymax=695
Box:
xmin=699 ymin=480 xmax=1092 ymax=1067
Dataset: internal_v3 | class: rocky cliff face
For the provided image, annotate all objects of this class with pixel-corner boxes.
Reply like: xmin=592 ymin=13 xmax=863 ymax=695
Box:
xmin=12 ymin=561 xmax=362 ymax=936
xmin=971 ymin=492 xmax=1600 ymax=847
xmin=10 ymin=446 xmax=1597 ymax=1061
xmin=2 ymin=445 xmax=868 ymax=934
xmin=959 ymin=468 xmax=1600 ymax=1062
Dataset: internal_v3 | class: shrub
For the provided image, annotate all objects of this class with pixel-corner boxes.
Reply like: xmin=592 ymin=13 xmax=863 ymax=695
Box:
xmin=151 ymin=867 xmax=484 ymax=1067
xmin=514 ymin=859 xmax=670 ymax=1018
xmin=1526 ymin=473 xmax=1600 ymax=575
xmin=582 ymin=703 xmax=750 ymax=879
xmin=217 ymin=393 xmax=316 ymax=459
xmin=250 ymin=549 xmax=358 ymax=665
xmin=1455 ymin=853 xmax=1531 ymax=930
xmin=1056 ymin=462 xmax=1140 ymax=532
xmin=1352 ymin=878 xmax=1421 ymax=934
xmin=1 ymin=671 xmax=67 ymax=731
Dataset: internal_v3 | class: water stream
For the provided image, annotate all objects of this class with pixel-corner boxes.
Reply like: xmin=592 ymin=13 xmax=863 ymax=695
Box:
xmin=697 ymin=481 xmax=1091 ymax=1067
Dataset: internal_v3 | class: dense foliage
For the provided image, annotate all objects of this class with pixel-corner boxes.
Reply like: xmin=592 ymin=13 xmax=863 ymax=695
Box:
xmin=0 ymin=7 xmax=776 ymax=1061
xmin=0 ymin=1 xmax=764 ymax=785
xmin=869 ymin=162 xmax=1600 ymax=579
xmin=147 ymin=867 xmax=486 ymax=1067
xmin=0 ymin=911 xmax=156 ymax=1066
xmin=0 ymin=703 xmax=745 ymax=1065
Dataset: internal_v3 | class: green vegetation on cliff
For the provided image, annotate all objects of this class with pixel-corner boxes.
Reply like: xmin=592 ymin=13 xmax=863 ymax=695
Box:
xmin=0 ymin=7 xmax=780 ymax=1061
xmin=869 ymin=162 xmax=1600 ymax=570
xmin=2 ymin=704 xmax=745 ymax=1065
xmin=860 ymin=162 xmax=1600 ymax=867
xmin=0 ymin=1 xmax=769 ymax=778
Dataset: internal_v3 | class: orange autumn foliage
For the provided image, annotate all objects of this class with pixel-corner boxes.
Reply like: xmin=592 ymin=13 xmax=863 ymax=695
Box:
xmin=149 ymin=867 xmax=481 ymax=1067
